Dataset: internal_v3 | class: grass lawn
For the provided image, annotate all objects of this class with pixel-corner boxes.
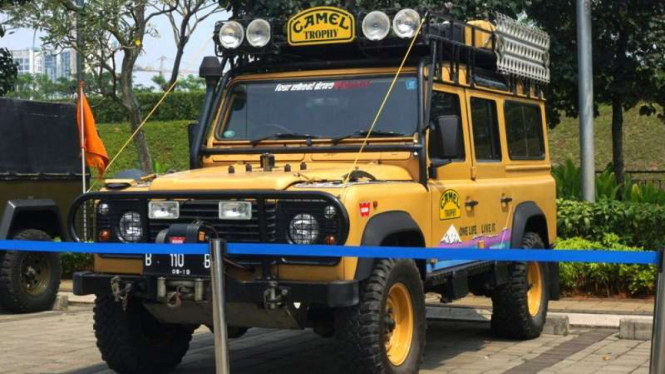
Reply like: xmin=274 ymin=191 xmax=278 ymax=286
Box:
xmin=96 ymin=104 xmax=665 ymax=179
xmin=97 ymin=120 xmax=191 ymax=178
xmin=549 ymin=105 xmax=665 ymax=170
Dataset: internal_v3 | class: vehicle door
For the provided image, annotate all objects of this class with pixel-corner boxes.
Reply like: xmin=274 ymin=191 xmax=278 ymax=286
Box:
xmin=427 ymin=85 xmax=477 ymax=272
xmin=463 ymin=91 xmax=511 ymax=249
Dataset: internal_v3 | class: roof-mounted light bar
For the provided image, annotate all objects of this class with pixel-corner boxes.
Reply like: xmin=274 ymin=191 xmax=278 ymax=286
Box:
xmin=494 ymin=13 xmax=551 ymax=83
xmin=361 ymin=8 xmax=421 ymax=41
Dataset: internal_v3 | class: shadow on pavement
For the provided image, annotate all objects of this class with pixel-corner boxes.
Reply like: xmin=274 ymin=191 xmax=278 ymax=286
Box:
xmin=57 ymin=319 xmax=502 ymax=374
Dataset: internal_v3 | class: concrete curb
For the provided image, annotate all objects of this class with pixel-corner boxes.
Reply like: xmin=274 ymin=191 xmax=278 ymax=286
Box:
xmin=426 ymin=305 xmax=653 ymax=338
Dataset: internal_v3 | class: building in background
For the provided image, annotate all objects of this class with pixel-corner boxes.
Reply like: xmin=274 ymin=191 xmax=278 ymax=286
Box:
xmin=10 ymin=48 xmax=77 ymax=81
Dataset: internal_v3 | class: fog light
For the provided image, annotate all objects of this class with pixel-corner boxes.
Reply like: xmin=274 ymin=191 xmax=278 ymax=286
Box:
xmin=393 ymin=9 xmax=421 ymax=39
xmin=247 ymin=19 xmax=271 ymax=47
xmin=219 ymin=21 xmax=244 ymax=49
xmin=362 ymin=11 xmax=390 ymax=41
xmin=149 ymin=201 xmax=180 ymax=220
xmin=219 ymin=201 xmax=252 ymax=220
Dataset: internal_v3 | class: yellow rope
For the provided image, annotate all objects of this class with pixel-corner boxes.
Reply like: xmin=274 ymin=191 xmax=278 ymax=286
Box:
xmin=88 ymin=38 xmax=212 ymax=191
xmin=340 ymin=14 xmax=428 ymax=200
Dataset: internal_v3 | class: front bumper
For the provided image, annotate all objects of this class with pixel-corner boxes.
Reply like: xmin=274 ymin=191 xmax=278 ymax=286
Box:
xmin=73 ymin=271 xmax=359 ymax=308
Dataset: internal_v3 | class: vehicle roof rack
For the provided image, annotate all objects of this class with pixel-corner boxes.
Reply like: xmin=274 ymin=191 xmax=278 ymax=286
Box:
xmin=214 ymin=10 xmax=550 ymax=88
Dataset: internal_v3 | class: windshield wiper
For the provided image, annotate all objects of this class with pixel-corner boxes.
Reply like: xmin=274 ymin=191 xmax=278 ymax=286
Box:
xmin=331 ymin=130 xmax=408 ymax=145
xmin=250 ymin=133 xmax=320 ymax=146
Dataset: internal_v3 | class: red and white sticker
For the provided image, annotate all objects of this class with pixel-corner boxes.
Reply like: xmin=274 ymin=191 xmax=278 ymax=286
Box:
xmin=169 ymin=236 xmax=186 ymax=244
xmin=359 ymin=202 xmax=371 ymax=217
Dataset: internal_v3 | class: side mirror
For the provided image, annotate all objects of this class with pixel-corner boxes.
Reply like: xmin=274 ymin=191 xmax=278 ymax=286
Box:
xmin=436 ymin=115 xmax=463 ymax=160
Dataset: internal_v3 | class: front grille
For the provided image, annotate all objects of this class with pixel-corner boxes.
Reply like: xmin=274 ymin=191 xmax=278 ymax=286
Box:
xmin=69 ymin=191 xmax=350 ymax=266
xmin=148 ymin=200 xmax=277 ymax=243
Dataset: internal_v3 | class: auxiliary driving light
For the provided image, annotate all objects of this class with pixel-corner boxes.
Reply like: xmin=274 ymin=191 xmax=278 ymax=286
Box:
xmin=247 ymin=19 xmax=271 ymax=48
xmin=219 ymin=21 xmax=244 ymax=49
xmin=362 ymin=11 xmax=391 ymax=41
xmin=149 ymin=201 xmax=180 ymax=220
xmin=392 ymin=9 xmax=420 ymax=39
xmin=219 ymin=201 xmax=252 ymax=220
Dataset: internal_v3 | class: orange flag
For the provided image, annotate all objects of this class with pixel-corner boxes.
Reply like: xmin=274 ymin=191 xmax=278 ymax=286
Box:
xmin=76 ymin=88 xmax=109 ymax=178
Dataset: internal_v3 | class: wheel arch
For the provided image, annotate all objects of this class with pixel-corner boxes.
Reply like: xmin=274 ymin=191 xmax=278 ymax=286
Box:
xmin=510 ymin=201 xmax=559 ymax=300
xmin=510 ymin=201 xmax=550 ymax=249
xmin=0 ymin=199 xmax=64 ymax=240
xmin=355 ymin=211 xmax=427 ymax=281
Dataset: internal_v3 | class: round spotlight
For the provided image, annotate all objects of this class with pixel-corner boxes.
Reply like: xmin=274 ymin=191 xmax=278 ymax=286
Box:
xmin=219 ymin=21 xmax=244 ymax=49
xmin=392 ymin=9 xmax=421 ymax=39
xmin=247 ymin=19 xmax=271 ymax=48
xmin=362 ymin=11 xmax=391 ymax=41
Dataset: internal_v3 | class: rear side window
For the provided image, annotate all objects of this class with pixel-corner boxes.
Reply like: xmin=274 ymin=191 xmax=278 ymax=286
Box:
xmin=504 ymin=102 xmax=545 ymax=160
xmin=470 ymin=98 xmax=501 ymax=161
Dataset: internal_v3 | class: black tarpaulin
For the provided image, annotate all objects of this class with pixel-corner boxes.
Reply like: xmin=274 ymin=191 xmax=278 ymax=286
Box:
xmin=0 ymin=98 xmax=82 ymax=177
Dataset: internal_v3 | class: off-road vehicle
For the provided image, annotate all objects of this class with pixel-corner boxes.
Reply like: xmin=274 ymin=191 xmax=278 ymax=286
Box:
xmin=70 ymin=7 xmax=557 ymax=374
xmin=0 ymin=99 xmax=81 ymax=313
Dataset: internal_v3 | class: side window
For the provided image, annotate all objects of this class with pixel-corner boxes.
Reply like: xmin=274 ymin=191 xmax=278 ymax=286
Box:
xmin=470 ymin=98 xmax=501 ymax=161
xmin=504 ymin=102 xmax=545 ymax=160
xmin=429 ymin=91 xmax=464 ymax=161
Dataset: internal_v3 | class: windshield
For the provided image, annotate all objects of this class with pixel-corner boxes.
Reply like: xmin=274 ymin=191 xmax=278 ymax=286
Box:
xmin=217 ymin=76 xmax=419 ymax=142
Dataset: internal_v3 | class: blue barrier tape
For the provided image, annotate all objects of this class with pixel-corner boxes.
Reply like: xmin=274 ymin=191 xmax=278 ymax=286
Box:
xmin=0 ymin=240 xmax=659 ymax=265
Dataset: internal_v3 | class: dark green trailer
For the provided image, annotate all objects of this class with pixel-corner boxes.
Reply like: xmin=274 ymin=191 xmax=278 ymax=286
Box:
xmin=0 ymin=98 xmax=84 ymax=313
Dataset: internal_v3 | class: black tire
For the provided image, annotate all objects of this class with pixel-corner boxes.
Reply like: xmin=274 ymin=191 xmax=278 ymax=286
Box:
xmin=0 ymin=229 xmax=61 ymax=313
xmin=335 ymin=260 xmax=426 ymax=374
xmin=228 ymin=326 xmax=249 ymax=339
xmin=491 ymin=232 xmax=549 ymax=339
xmin=94 ymin=295 xmax=195 ymax=374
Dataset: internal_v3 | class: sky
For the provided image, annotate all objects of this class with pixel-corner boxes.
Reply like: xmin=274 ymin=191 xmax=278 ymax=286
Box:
xmin=0 ymin=6 xmax=230 ymax=87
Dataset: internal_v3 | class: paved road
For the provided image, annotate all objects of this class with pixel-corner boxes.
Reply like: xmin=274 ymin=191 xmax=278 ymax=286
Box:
xmin=0 ymin=305 xmax=652 ymax=374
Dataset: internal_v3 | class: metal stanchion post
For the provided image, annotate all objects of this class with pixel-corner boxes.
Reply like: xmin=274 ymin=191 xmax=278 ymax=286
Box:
xmin=650 ymin=248 xmax=665 ymax=374
xmin=210 ymin=239 xmax=231 ymax=374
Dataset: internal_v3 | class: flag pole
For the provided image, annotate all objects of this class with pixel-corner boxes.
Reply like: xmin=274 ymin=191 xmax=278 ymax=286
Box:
xmin=79 ymin=83 xmax=87 ymax=194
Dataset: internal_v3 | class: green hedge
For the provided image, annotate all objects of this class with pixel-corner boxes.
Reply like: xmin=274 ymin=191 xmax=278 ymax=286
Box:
xmin=556 ymin=235 xmax=656 ymax=297
xmin=88 ymin=92 xmax=205 ymax=123
xmin=557 ymin=198 xmax=665 ymax=249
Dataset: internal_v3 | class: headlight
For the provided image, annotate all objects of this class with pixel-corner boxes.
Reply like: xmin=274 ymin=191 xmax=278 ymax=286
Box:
xmin=392 ymin=9 xmax=421 ymax=39
xmin=362 ymin=11 xmax=391 ymax=41
xmin=247 ymin=19 xmax=271 ymax=48
xmin=149 ymin=201 xmax=179 ymax=220
xmin=288 ymin=213 xmax=320 ymax=245
xmin=219 ymin=21 xmax=244 ymax=49
xmin=219 ymin=201 xmax=252 ymax=220
xmin=118 ymin=211 xmax=143 ymax=243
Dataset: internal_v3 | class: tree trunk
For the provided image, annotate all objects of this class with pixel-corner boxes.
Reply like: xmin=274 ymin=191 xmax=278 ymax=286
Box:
xmin=611 ymin=97 xmax=625 ymax=185
xmin=168 ymin=38 xmax=187 ymax=89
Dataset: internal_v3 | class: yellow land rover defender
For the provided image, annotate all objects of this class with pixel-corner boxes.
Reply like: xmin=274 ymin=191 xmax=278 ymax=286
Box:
xmin=70 ymin=7 xmax=556 ymax=374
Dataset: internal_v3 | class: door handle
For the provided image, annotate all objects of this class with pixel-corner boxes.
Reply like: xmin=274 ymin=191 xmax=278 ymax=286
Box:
xmin=465 ymin=200 xmax=479 ymax=208
xmin=501 ymin=197 xmax=513 ymax=204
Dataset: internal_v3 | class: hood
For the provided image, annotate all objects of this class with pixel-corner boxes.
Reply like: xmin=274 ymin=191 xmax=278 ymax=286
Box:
xmin=148 ymin=162 xmax=414 ymax=191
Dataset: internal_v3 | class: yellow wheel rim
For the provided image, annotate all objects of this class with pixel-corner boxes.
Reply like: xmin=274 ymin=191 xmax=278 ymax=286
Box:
xmin=527 ymin=262 xmax=543 ymax=317
xmin=384 ymin=283 xmax=414 ymax=366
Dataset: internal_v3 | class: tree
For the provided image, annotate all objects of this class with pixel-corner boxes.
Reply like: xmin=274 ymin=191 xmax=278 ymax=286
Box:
xmin=526 ymin=0 xmax=665 ymax=184
xmin=4 ymin=1 xmax=191 ymax=172
xmin=0 ymin=0 xmax=30 ymax=96
xmin=223 ymin=0 xmax=526 ymax=20
xmin=158 ymin=0 xmax=221 ymax=90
